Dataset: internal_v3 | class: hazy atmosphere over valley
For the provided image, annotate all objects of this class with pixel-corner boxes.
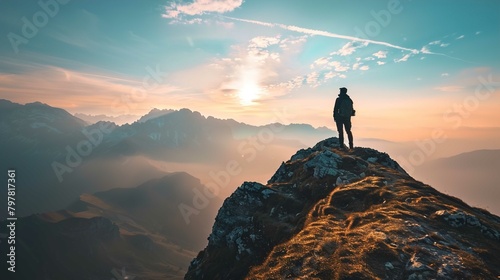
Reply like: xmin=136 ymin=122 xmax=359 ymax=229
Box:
xmin=1 ymin=0 xmax=499 ymax=279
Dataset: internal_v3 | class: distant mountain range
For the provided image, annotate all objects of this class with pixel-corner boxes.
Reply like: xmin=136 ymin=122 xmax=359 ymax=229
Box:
xmin=0 ymin=99 xmax=333 ymax=218
xmin=0 ymin=172 xmax=220 ymax=280
xmin=75 ymin=108 xmax=176 ymax=125
xmin=74 ymin=113 xmax=141 ymax=125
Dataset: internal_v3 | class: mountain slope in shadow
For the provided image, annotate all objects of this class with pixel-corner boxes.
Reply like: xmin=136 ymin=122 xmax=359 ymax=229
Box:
xmin=0 ymin=172 xmax=221 ymax=280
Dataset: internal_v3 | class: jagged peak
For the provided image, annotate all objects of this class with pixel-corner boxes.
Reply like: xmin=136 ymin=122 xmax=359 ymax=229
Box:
xmin=269 ymin=137 xmax=408 ymax=186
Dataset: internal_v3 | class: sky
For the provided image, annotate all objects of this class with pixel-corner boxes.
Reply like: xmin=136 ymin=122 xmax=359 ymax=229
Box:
xmin=1 ymin=0 xmax=499 ymax=143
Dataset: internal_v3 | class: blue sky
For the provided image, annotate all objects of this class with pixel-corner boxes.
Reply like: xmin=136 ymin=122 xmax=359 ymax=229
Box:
xmin=1 ymin=0 xmax=499 ymax=141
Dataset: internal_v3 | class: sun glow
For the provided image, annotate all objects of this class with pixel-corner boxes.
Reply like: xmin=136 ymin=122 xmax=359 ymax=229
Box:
xmin=239 ymin=82 xmax=261 ymax=106
xmin=237 ymin=67 xmax=262 ymax=106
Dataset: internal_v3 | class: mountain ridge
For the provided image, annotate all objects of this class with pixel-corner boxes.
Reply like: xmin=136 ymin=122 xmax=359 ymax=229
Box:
xmin=186 ymin=137 xmax=500 ymax=279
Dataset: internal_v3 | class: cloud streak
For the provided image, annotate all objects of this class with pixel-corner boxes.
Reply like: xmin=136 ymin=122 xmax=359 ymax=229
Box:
xmin=225 ymin=16 xmax=421 ymax=53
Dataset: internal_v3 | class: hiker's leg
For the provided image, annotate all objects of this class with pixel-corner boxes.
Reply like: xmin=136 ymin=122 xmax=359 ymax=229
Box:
xmin=336 ymin=121 xmax=344 ymax=147
xmin=345 ymin=119 xmax=353 ymax=149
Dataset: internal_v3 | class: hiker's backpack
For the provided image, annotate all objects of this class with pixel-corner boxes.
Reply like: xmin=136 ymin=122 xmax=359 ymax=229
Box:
xmin=338 ymin=97 xmax=354 ymax=118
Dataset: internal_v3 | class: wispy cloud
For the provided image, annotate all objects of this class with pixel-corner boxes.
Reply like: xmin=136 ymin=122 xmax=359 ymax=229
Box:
xmin=313 ymin=57 xmax=329 ymax=67
xmin=267 ymin=76 xmax=304 ymax=92
xmin=333 ymin=41 xmax=368 ymax=56
xmin=441 ymin=73 xmax=449 ymax=77
xmin=323 ymin=72 xmax=346 ymax=80
xmin=394 ymin=53 xmax=411 ymax=63
xmin=373 ymin=50 xmax=387 ymax=59
xmin=425 ymin=39 xmax=450 ymax=48
xmin=420 ymin=46 xmax=432 ymax=54
xmin=163 ymin=0 xmax=243 ymax=18
xmin=328 ymin=61 xmax=349 ymax=72
xmin=249 ymin=36 xmax=281 ymax=49
xmin=418 ymin=37 xmax=476 ymax=64
xmin=324 ymin=71 xmax=337 ymax=80
xmin=434 ymin=85 xmax=464 ymax=92
xmin=279 ymin=36 xmax=308 ymax=50
xmin=306 ymin=71 xmax=319 ymax=87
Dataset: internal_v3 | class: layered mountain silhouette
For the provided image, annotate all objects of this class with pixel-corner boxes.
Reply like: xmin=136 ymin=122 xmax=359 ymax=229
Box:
xmin=186 ymin=138 xmax=500 ymax=279
xmin=75 ymin=108 xmax=175 ymax=125
xmin=0 ymin=172 xmax=220 ymax=280
xmin=0 ymin=99 xmax=331 ymax=218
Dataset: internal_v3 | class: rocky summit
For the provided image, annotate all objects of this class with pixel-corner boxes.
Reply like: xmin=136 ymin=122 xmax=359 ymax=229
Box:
xmin=185 ymin=137 xmax=500 ymax=280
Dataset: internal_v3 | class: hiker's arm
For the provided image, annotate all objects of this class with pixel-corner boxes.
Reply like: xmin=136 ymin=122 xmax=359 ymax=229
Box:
xmin=333 ymin=99 xmax=339 ymax=120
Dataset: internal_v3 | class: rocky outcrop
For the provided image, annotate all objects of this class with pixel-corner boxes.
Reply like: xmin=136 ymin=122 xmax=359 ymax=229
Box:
xmin=186 ymin=137 xmax=500 ymax=280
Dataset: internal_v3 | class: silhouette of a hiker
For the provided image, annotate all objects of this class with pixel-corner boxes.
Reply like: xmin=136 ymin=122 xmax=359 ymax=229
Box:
xmin=333 ymin=87 xmax=355 ymax=149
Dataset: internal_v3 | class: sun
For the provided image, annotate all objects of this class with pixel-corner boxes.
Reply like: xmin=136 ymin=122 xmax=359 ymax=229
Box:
xmin=238 ymin=74 xmax=261 ymax=106
xmin=239 ymin=84 xmax=260 ymax=106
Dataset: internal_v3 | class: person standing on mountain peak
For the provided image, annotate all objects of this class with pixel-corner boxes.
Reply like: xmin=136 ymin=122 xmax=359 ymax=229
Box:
xmin=333 ymin=87 xmax=355 ymax=149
